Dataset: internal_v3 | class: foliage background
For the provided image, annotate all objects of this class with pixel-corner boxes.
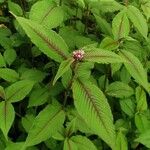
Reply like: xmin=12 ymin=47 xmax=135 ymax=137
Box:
xmin=0 ymin=0 xmax=150 ymax=149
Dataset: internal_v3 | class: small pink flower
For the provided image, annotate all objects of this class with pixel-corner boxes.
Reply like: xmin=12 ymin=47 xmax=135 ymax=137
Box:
xmin=73 ymin=49 xmax=85 ymax=61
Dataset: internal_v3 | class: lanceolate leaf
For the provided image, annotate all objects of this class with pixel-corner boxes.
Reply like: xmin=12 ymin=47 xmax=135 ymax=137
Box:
xmin=0 ymin=68 xmax=19 ymax=82
xmin=53 ymin=58 xmax=74 ymax=85
xmin=29 ymin=0 xmax=64 ymax=29
xmin=0 ymin=101 xmax=15 ymax=140
xmin=84 ymin=48 xmax=123 ymax=64
xmin=119 ymin=50 xmax=149 ymax=92
xmin=127 ymin=5 xmax=148 ymax=39
xmin=5 ymin=80 xmax=34 ymax=103
xmin=72 ymin=79 xmax=116 ymax=149
xmin=112 ymin=9 xmax=130 ymax=40
xmin=24 ymin=104 xmax=65 ymax=147
xmin=15 ymin=16 xmax=69 ymax=62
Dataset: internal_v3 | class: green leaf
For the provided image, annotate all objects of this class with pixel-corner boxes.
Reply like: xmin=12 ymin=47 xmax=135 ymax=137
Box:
xmin=135 ymin=86 xmax=147 ymax=112
xmin=0 ymin=53 xmax=6 ymax=67
xmin=63 ymin=138 xmax=78 ymax=150
xmin=84 ymin=48 xmax=123 ymax=64
xmin=127 ymin=5 xmax=148 ymax=39
xmin=112 ymin=9 xmax=130 ymax=40
xmin=119 ymin=50 xmax=149 ymax=92
xmin=29 ymin=0 xmax=64 ymax=29
xmin=15 ymin=17 xmax=69 ymax=62
xmin=94 ymin=14 xmax=112 ymax=36
xmin=5 ymin=80 xmax=34 ymax=103
xmin=141 ymin=1 xmax=150 ymax=20
xmin=0 ymin=101 xmax=15 ymax=140
xmin=75 ymin=62 xmax=94 ymax=80
xmin=8 ymin=1 xmax=23 ymax=16
xmin=120 ymin=98 xmax=135 ymax=117
xmin=4 ymin=49 xmax=17 ymax=66
xmin=20 ymin=69 xmax=47 ymax=83
xmin=22 ymin=114 xmax=35 ymax=132
xmin=0 ymin=86 xmax=5 ymax=99
xmin=100 ymin=37 xmax=119 ymax=51
xmin=28 ymin=87 xmax=50 ymax=107
xmin=135 ymin=113 xmax=150 ymax=133
xmin=53 ymin=58 xmax=74 ymax=85
xmin=71 ymin=135 xmax=97 ymax=150
xmin=72 ymin=79 xmax=116 ymax=149
xmin=135 ymin=129 xmax=150 ymax=148
xmin=115 ymin=131 xmax=128 ymax=150
xmin=106 ymin=81 xmax=134 ymax=98
xmin=24 ymin=104 xmax=65 ymax=147
xmin=0 ymin=68 xmax=19 ymax=82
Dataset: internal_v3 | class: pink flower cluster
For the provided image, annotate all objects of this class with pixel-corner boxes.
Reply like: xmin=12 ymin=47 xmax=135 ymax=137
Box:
xmin=73 ymin=49 xmax=85 ymax=61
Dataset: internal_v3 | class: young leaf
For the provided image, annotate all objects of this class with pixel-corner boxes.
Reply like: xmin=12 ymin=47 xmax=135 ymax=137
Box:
xmin=53 ymin=58 xmax=74 ymax=85
xmin=0 ymin=68 xmax=19 ymax=82
xmin=71 ymin=135 xmax=97 ymax=150
xmin=106 ymin=81 xmax=134 ymax=98
xmin=5 ymin=80 xmax=34 ymax=103
xmin=0 ymin=101 xmax=15 ymax=140
xmin=24 ymin=104 xmax=65 ymax=147
xmin=112 ymin=9 xmax=130 ymax=40
xmin=84 ymin=48 xmax=123 ymax=64
xmin=29 ymin=0 xmax=64 ymax=29
xmin=119 ymin=50 xmax=149 ymax=92
xmin=127 ymin=5 xmax=148 ymax=39
xmin=15 ymin=17 xmax=69 ymax=62
xmin=72 ymin=79 xmax=116 ymax=149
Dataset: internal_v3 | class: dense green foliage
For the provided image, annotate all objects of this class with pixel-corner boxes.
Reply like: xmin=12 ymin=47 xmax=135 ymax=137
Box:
xmin=0 ymin=0 xmax=150 ymax=149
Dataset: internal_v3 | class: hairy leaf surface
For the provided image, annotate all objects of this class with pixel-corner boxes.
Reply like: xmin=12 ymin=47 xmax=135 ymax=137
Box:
xmin=72 ymin=79 xmax=116 ymax=149
xmin=84 ymin=49 xmax=123 ymax=64
xmin=16 ymin=17 xmax=69 ymax=62
xmin=119 ymin=50 xmax=149 ymax=92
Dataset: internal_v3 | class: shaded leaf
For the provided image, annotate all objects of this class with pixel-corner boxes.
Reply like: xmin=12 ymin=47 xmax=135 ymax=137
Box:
xmin=106 ymin=81 xmax=134 ymax=98
xmin=6 ymin=80 xmax=34 ymax=103
xmin=0 ymin=68 xmax=19 ymax=82
xmin=0 ymin=101 xmax=15 ymax=139
xmin=24 ymin=104 xmax=65 ymax=147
